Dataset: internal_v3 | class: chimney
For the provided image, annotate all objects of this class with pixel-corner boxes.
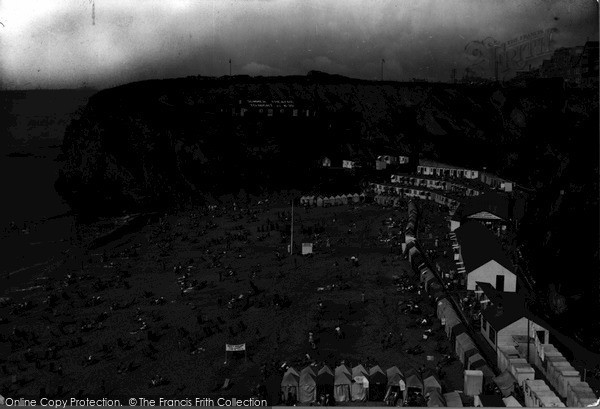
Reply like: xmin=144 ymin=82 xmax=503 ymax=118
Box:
xmin=495 ymin=302 xmax=504 ymax=316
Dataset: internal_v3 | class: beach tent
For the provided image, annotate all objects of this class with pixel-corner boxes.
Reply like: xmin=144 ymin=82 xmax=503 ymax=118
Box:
xmin=436 ymin=298 xmax=451 ymax=320
xmin=385 ymin=366 xmax=405 ymax=402
xmin=502 ymin=396 xmax=522 ymax=407
xmin=281 ymin=367 xmax=300 ymax=402
xmin=423 ymin=374 xmax=442 ymax=395
xmin=298 ymin=367 xmax=317 ymax=403
xmin=351 ymin=364 xmax=369 ymax=401
xmin=444 ymin=310 xmax=461 ymax=337
xmin=426 ymin=390 xmax=446 ymax=407
xmin=405 ymin=369 xmax=424 ymax=394
xmin=493 ymin=370 xmax=517 ymax=397
xmin=316 ymin=366 xmax=334 ymax=399
xmin=444 ymin=391 xmax=463 ymax=407
xmin=334 ymin=365 xmax=352 ymax=402
xmin=463 ymin=370 xmax=483 ymax=397
xmin=368 ymin=365 xmax=387 ymax=401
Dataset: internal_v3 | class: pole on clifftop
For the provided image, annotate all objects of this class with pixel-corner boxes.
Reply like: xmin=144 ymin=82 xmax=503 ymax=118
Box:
xmin=290 ymin=199 xmax=294 ymax=255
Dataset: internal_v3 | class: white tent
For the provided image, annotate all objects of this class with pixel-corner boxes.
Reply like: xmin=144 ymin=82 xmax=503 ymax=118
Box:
xmin=281 ymin=367 xmax=300 ymax=401
xmin=351 ymin=364 xmax=369 ymax=401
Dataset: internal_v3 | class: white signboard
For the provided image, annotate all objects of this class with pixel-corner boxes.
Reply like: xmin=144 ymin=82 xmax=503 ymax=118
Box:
xmin=225 ymin=343 xmax=246 ymax=352
xmin=302 ymin=243 xmax=313 ymax=255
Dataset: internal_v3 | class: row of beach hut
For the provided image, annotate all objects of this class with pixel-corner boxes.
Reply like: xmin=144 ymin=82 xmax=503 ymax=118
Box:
xmin=280 ymin=364 xmax=444 ymax=404
xmin=299 ymin=193 xmax=365 ymax=207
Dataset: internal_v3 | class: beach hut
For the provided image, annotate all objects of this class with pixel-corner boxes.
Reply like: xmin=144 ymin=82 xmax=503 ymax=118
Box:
xmin=502 ymin=396 xmax=522 ymax=407
xmin=351 ymin=193 xmax=360 ymax=203
xmin=316 ymin=366 xmax=334 ymax=399
xmin=498 ymin=346 xmax=521 ymax=373
xmin=334 ymin=195 xmax=343 ymax=206
xmin=566 ymin=382 xmax=598 ymax=407
xmin=539 ymin=396 xmax=566 ymax=407
xmin=546 ymin=360 xmax=574 ymax=392
xmin=334 ymin=365 xmax=352 ymax=402
xmin=444 ymin=391 xmax=463 ymax=407
xmin=554 ymin=368 xmax=580 ymax=398
xmin=340 ymin=194 xmax=349 ymax=205
xmin=368 ymin=365 xmax=387 ymax=401
xmin=463 ymin=370 xmax=483 ymax=397
xmin=405 ymin=369 xmax=424 ymax=395
xmin=523 ymin=379 xmax=548 ymax=407
xmin=509 ymin=362 xmax=535 ymax=386
xmin=426 ymin=389 xmax=446 ymax=407
xmin=493 ymin=370 xmax=517 ymax=397
xmin=298 ymin=367 xmax=317 ymax=404
xmin=455 ymin=333 xmax=475 ymax=365
xmin=316 ymin=196 xmax=324 ymax=207
xmin=423 ymin=373 xmax=442 ymax=395
xmin=351 ymin=364 xmax=369 ymax=401
xmin=385 ymin=366 xmax=405 ymax=403
xmin=444 ymin=309 xmax=461 ymax=337
xmin=464 ymin=347 xmax=479 ymax=367
xmin=281 ymin=367 xmax=300 ymax=402
xmin=450 ymin=323 xmax=467 ymax=346
xmin=468 ymin=353 xmax=487 ymax=370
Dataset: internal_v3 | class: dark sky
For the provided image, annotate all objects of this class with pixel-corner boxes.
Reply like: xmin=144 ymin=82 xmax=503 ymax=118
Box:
xmin=0 ymin=0 xmax=597 ymax=89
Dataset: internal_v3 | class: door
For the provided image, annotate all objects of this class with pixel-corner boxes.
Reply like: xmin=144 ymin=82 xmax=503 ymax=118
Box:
xmin=495 ymin=275 xmax=505 ymax=292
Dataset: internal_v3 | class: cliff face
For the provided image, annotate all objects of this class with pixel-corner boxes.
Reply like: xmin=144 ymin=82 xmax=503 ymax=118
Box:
xmin=57 ymin=74 xmax=596 ymax=212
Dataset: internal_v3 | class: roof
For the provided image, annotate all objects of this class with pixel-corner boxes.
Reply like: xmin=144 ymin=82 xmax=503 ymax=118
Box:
xmin=369 ymin=366 xmax=387 ymax=384
xmin=454 ymin=221 xmax=514 ymax=272
xmin=386 ymin=366 xmax=403 ymax=385
xmin=418 ymin=159 xmax=476 ymax=171
xmin=317 ymin=366 xmax=334 ymax=385
xmin=478 ymin=283 xmax=548 ymax=331
xmin=462 ymin=192 xmax=510 ymax=221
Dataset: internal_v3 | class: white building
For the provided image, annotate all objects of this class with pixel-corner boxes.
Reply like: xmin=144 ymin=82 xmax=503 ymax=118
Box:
xmin=417 ymin=159 xmax=479 ymax=179
xmin=342 ymin=160 xmax=356 ymax=169
xmin=454 ymin=221 xmax=516 ymax=292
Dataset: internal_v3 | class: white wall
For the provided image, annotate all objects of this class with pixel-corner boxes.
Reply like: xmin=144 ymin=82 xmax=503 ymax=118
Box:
xmin=467 ymin=260 xmax=516 ymax=292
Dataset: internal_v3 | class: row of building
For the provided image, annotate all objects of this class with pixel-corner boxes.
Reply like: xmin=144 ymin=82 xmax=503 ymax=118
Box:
xmin=406 ymin=201 xmax=598 ymax=407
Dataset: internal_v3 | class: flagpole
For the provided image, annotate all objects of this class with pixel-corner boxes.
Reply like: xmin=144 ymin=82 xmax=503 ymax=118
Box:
xmin=290 ymin=199 xmax=294 ymax=255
